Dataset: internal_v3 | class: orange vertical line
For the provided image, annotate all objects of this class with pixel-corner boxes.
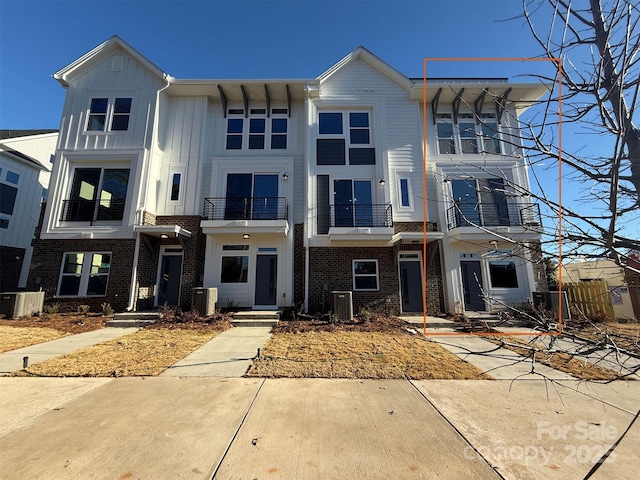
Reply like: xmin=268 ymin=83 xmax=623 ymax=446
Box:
xmin=423 ymin=58 xmax=428 ymax=335
xmin=557 ymin=58 xmax=563 ymax=333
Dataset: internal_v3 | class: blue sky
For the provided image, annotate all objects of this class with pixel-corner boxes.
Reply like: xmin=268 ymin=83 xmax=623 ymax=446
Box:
xmin=1 ymin=0 xmax=547 ymax=129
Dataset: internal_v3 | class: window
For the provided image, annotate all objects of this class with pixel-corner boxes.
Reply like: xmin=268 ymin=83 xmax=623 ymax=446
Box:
xmin=451 ymin=178 xmax=509 ymax=227
xmin=225 ymin=108 xmax=288 ymax=150
xmin=5 ymin=171 xmax=20 ymax=185
xmin=271 ymin=118 xmax=287 ymax=149
xmin=86 ymin=97 xmax=132 ymax=132
xmin=58 ymin=252 xmax=111 ymax=296
xmin=249 ymin=119 xmax=265 ymax=149
xmin=489 ymin=260 xmax=519 ymax=288
xmin=399 ymin=178 xmax=411 ymax=207
xmin=0 ymin=183 xmax=17 ymax=215
xmin=221 ymin=256 xmax=249 ymax=283
xmin=170 ymin=173 xmax=181 ymax=201
xmin=87 ymin=98 xmax=108 ymax=131
xmin=63 ymin=167 xmax=130 ymax=222
xmin=436 ymin=114 xmax=501 ymax=155
xmin=226 ymin=118 xmax=243 ymax=149
xmin=0 ymin=218 xmax=8 ymax=229
xmin=353 ymin=260 xmax=379 ymax=291
xmin=225 ymin=173 xmax=279 ymax=220
xmin=111 ymin=97 xmax=132 ymax=131
xmin=317 ymin=111 xmax=375 ymax=165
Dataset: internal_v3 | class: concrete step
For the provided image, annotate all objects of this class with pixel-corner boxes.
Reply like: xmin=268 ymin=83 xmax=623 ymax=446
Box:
xmin=231 ymin=319 xmax=279 ymax=328
xmin=106 ymin=311 xmax=161 ymax=328
xmin=231 ymin=310 xmax=280 ymax=327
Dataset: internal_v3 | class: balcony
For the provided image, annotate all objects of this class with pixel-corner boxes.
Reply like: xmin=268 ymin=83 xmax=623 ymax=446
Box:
xmin=323 ymin=204 xmax=394 ymax=242
xmin=60 ymin=199 xmax=126 ymax=224
xmin=446 ymin=202 xmax=542 ymax=236
xmin=201 ymin=197 xmax=289 ymax=236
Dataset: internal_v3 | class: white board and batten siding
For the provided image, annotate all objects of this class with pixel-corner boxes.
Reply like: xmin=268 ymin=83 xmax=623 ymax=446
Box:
xmin=156 ymin=96 xmax=208 ymax=216
xmin=58 ymin=50 xmax=164 ymax=152
xmin=318 ymin=57 xmax=431 ymax=223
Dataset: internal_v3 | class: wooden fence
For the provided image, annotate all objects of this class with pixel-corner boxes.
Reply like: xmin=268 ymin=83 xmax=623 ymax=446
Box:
xmin=563 ymin=280 xmax=616 ymax=321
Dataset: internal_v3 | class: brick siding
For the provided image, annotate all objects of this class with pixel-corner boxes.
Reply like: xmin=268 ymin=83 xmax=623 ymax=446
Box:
xmin=27 ymin=238 xmax=136 ymax=312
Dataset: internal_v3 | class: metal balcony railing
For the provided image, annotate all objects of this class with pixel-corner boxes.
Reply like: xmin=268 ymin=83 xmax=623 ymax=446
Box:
xmin=203 ymin=197 xmax=288 ymax=221
xmin=446 ymin=202 xmax=541 ymax=230
xmin=328 ymin=204 xmax=393 ymax=228
xmin=60 ymin=198 xmax=126 ymax=224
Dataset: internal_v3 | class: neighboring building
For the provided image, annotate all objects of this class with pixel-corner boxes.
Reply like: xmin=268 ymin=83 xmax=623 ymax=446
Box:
xmin=562 ymin=259 xmax=637 ymax=321
xmin=27 ymin=36 xmax=547 ymax=314
xmin=0 ymin=131 xmax=57 ymax=291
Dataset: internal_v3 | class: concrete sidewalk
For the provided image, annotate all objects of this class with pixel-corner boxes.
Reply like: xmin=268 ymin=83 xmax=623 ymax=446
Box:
xmin=0 ymin=377 xmax=637 ymax=479
xmin=428 ymin=333 xmax=574 ymax=380
xmin=161 ymin=326 xmax=272 ymax=377
xmin=0 ymin=327 xmax=138 ymax=376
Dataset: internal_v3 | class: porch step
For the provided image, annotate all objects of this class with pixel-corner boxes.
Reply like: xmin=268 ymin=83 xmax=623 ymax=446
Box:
xmin=231 ymin=310 xmax=280 ymax=327
xmin=106 ymin=311 xmax=161 ymax=328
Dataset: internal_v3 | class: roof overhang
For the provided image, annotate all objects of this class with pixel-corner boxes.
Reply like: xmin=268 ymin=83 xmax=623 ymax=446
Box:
xmin=411 ymin=82 xmax=551 ymax=116
xmin=165 ymin=79 xmax=317 ymax=101
xmin=134 ymin=224 xmax=191 ymax=239
xmin=393 ymin=232 xmax=444 ymax=244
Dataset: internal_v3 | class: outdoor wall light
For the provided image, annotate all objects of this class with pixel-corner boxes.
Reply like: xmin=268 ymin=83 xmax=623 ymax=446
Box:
xmin=243 ymin=233 xmax=250 ymax=239
xmin=160 ymin=234 xmax=169 ymax=239
xmin=379 ymin=178 xmax=385 ymax=186
xmin=282 ymin=173 xmax=288 ymax=180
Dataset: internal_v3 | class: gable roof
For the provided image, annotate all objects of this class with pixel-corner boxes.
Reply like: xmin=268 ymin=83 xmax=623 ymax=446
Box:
xmin=317 ymin=46 xmax=414 ymax=90
xmin=53 ymin=35 xmax=168 ymax=87
xmin=0 ymin=129 xmax=57 ymax=140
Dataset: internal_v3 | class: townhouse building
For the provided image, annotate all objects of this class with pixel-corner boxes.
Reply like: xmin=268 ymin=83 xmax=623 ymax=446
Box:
xmin=27 ymin=36 xmax=547 ymax=315
xmin=0 ymin=130 xmax=57 ymax=291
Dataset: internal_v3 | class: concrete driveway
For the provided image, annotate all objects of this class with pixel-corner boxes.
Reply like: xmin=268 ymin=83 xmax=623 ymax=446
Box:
xmin=0 ymin=377 xmax=638 ymax=479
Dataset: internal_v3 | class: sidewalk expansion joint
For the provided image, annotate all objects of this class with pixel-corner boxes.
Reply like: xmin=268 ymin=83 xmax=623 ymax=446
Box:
xmin=208 ymin=378 xmax=266 ymax=480
xmin=408 ymin=379 xmax=506 ymax=480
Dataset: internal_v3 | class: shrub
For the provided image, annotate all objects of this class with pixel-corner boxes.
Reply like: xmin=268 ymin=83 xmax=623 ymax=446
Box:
xmin=101 ymin=302 xmax=114 ymax=316
xmin=43 ymin=302 xmax=60 ymax=314
xmin=77 ymin=304 xmax=91 ymax=315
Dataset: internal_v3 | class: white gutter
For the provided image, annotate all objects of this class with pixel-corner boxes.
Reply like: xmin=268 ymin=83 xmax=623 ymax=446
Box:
xmin=126 ymin=232 xmax=142 ymax=311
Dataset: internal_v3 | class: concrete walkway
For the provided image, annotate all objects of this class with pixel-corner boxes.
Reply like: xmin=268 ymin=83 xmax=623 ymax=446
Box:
xmin=161 ymin=326 xmax=272 ymax=377
xmin=0 ymin=377 xmax=638 ymax=479
xmin=0 ymin=327 xmax=138 ymax=376
xmin=428 ymin=333 xmax=575 ymax=380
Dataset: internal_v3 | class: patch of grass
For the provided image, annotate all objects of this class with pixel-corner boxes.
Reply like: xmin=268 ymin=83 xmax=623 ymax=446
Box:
xmin=486 ymin=336 xmax=624 ymax=381
xmin=0 ymin=313 xmax=105 ymax=334
xmin=15 ymin=326 xmax=226 ymax=377
xmin=247 ymin=331 xmax=491 ymax=380
xmin=0 ymin=326 xmax=68 ymax=353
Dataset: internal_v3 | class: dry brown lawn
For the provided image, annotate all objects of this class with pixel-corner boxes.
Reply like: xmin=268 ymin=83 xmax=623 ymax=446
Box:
xmin=247 ymin=331 xmax=491 ymax=379
xmin=485 ymin=336 xmax=624 ymax=381
xmin=0 ymin=326 xmax=68 ymax=353
xmin=15 ymin=326 xmax=226 ymax=377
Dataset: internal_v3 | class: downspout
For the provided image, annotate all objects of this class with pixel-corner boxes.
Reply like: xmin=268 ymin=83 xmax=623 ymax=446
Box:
xmin=303 ymin=83 xmax=311 ymax=313
xmin=126 ymin=73 xmax=173 ymax=311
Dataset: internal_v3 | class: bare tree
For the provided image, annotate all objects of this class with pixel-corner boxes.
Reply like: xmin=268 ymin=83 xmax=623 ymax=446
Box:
xmin=518 ymin=0 xmax=640 ymax=268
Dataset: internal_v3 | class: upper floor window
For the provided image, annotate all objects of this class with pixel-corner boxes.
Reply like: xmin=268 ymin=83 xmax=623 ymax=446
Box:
xmin=436 ymin=113 xmax=501 ymax=155
xmin=61 ymin=167 xmax=130 ymax=223
xmin=0 ymin=169 xmax=19 ymax=216
xmin=225 ymin=108 xmax=288 ymax=150
xmin=87 ymin=97 xmax=132 ymax=132
xmin=317 ymin=111 xmax=375 ymax=165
